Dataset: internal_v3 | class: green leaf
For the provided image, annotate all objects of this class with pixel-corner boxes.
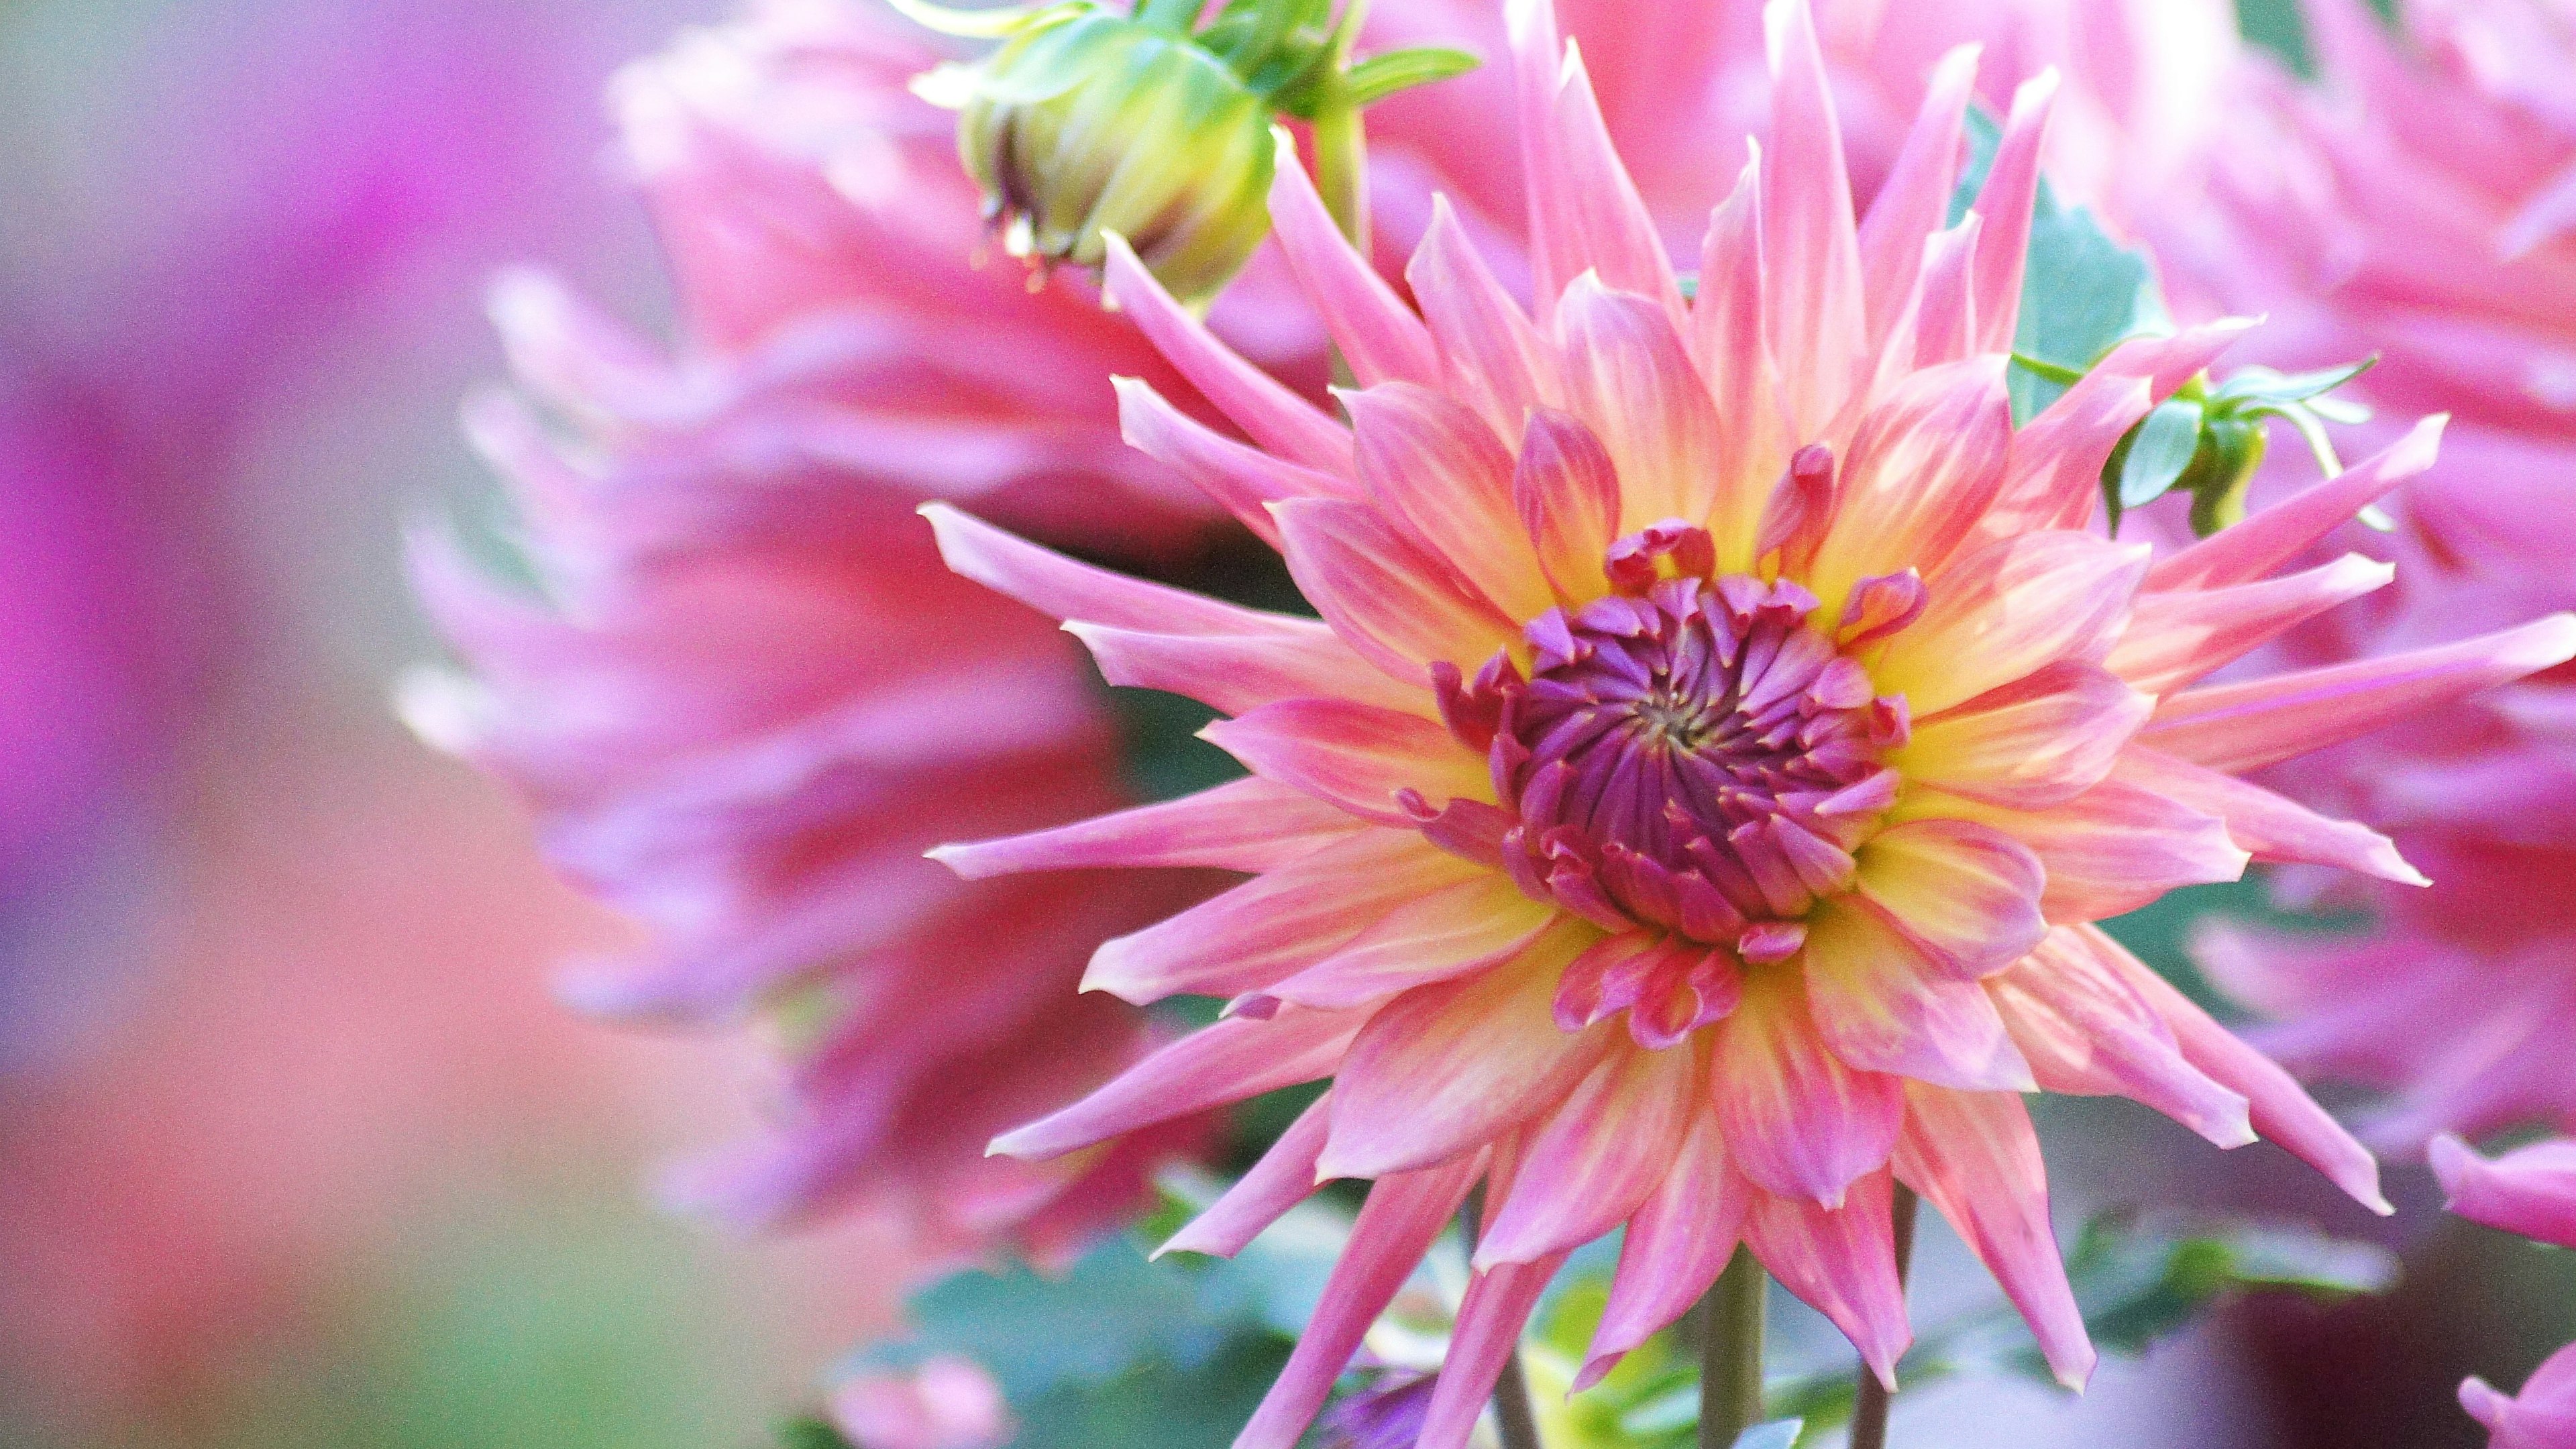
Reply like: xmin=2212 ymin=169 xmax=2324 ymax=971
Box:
xmin=1342 ymin=46 xmax=1482 ymax=106
xmin=1006 ymin=1336 xmax=1293 ymax=1449
xmin=2210 ymin=357 xmax=2377 ymax=406
xmin=2116 ymin=397 xmax=2207 ymax=509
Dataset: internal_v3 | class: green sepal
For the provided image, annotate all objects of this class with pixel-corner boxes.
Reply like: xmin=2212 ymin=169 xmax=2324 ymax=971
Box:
xmin=2115 ymin=396 xmax=2208 ymax=511
xmin=1342 ymin=46 xmax=1483 ymax=105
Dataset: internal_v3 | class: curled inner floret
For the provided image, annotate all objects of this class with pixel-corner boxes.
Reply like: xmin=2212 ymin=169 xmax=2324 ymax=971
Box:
xmin=1432 ymin=523 xmax=1921 ymax=1045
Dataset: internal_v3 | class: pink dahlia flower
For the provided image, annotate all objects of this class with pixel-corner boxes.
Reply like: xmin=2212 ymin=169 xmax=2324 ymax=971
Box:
xmin=2432 ymin=1134 xmax=2576 ymax=1448
xmin=410 ymin=0 xmax=2215 ymax=1258
xmin=927 ymin=0 xmax=2576 ymax=1437
xmin=2171 ymin=0 xmax=2576 ymax=1151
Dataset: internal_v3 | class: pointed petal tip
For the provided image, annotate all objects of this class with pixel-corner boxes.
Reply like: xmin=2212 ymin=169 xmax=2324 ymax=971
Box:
xmin=2053 ymin=1344 xmax=2101 ymax=1393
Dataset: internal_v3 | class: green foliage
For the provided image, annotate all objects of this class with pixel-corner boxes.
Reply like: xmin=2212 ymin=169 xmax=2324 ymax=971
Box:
xmin=849 ymin=1186 xmax=1360 ymax=1448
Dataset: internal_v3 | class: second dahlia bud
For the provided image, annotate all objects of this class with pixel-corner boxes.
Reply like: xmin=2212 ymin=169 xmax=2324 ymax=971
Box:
xmin=898 ymin=0 xmax=1477 ymax=306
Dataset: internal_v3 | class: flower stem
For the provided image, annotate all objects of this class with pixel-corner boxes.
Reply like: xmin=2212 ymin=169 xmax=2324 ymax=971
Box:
xmin=1697 ymin=1247 xmax=1768 ymax=1448
xmin=1310 ymin=0 xmax=1373 ymax=250
xmin=1458 ymin=1194 xmax=1547 ymax=1449
xmin=1846 ymin=1183 xmax=1921 ymax=1449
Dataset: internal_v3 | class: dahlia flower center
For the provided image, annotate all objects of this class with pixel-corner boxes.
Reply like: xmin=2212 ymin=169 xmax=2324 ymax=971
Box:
xmin=1471 ymin=546 xmax=1912 ymax=953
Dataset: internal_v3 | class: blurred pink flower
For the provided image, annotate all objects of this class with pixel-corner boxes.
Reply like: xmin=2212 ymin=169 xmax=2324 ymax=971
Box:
xmin=2173 ymin=0 xmax=2576 ymax=1152
xmin=830 ymin=1356 xmax=1013 ymax=1449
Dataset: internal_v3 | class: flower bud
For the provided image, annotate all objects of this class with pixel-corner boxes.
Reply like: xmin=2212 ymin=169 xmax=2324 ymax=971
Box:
xmin=900 ymin=0 xmax=1477 ymax=306
xmin=955 ymin=9 xmax=1273 ymax=305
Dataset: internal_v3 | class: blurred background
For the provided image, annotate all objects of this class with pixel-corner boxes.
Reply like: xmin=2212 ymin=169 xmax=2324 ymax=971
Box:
xmin=0 ymin=1 xmax=2566 ymax=1448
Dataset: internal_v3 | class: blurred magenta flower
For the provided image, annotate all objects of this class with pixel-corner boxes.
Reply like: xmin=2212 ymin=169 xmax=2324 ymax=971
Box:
xmin=2174 ymin=0 xmax=2576 ymax=1152
xmin=2461 ymin=1342 xmax=2576 ymax=1449
xmin=925 ymin=2 xmax=2575 ymax=1440
xmin=2434 ymin=1134 xmax=2576 ymax=1448
xmin=2432 ymin=1133 xmax=2576 ymax=1250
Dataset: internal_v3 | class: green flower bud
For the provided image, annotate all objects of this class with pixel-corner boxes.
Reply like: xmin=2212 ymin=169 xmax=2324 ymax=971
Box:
xmin=957 ymin=9 xmax=1274 ymax=304
xmin=898 ymin=0 xmax=1479 ymax=306
xmin=2180 ymin=413 xmax=2267 ymax=537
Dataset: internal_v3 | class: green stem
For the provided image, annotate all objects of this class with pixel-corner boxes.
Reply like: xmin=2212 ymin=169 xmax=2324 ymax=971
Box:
xmin=1458 ymin=1195 xmax=1547 ymax=1449
xmin=1847 ymin=1184 xmax=1921 ymax=1449
xmin=1310 ymin=97 xmax=1370 ymax=251
xmin=1698 ymin=1247 xmax=1768 ymax=1449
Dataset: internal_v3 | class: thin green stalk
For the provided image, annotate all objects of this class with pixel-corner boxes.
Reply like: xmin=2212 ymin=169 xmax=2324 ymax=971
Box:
xmin=1458 ymin=1195 xmax=1547 ymax=1449
xmin=1698 ymin=1247 xmax=1768 ymax=1449
xmin=1847 ymin=1184 xmax=1921 ymax=1449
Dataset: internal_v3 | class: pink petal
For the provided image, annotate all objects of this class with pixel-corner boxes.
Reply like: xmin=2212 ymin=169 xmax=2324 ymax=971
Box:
xmin=1905 ymin=777 xmax=2248 ymax=923
xmin=1743 ymin=1168 xmax=1912 ymax=1389
xmin=1116 ymin=376 xmax=1354 ymax=547
xmin=1274 ymin=497 xmax=1520 ymax=683
xmin=1514 ymin=407 xmax=1623 ymax=602
xmin=1851 ymin=818 xmax=2049 ymax=979
xmin=1986 ymin=929 xmax=2255 ymax=1149
xmin=1477 ymin=1040 xmax=1699 ymax=1267
xmin=1071 ymin=617 xmax=1428 ymax=719
xmin=1161 ymin=1091 xmax=1335 ymax=1258
xmin=1760 ymin=0 xmax=1868 ymax=437
xmin=1269 ymin=879 xmax=1564 ymax=1012
xmin=1546 ymin=42 xmax=1688 ymax=327
xmin=924 ymin=502 xmax=1299 ymax=635
xmin=1965 ymin=70 xmax=2059 ymax=357
xmin=1898 ymin=660 xmax=2153 ymax=809
xmin=2112 ymin=747 xmax=2423 ymax=885
xmin=1203 ymin=698 xmax=1493 ymax=824
xmin=1322 ymin=929 xmax=1614 ymax=1179
xmin=1345 ymin=382 xmax=1554 ymax=622
xmin=1873 ymin=530 xmax=2149 ymax=718
xmin=2111 ymin=554 xmax=2395 ymax=696
xmin=1582 ymin=1115 xmax=1748 ymax=1385
xmin=930 ymin=775 xmax=1361 ymax=879
xmin=2141 ymin=616 xmax=2576 ymax=773
xmin=1902 ymin=214 xmax=1983 ymax=371
xmin=989 ymin=1005 xmax=1363 ymax=1160
xmin=1803 ymin=895 xmax=2036 ymax=1092
xmin=1690 ymin=150 xmax=1792 ymax=571
xmin=1267 ymin=138 xmax=1438 ymax=388
xmin=1856 ymin=44 xmax=1981 ymax=346
xmin=1555 ymin=274 xmax=1723 ymax=531
xmin=1894 ymin=1085 xmax=2095 ymax=1389
xmin=1803 ymin=357 xmax=2014 ymax=612
xmin=1232 ymin=1151 xmax=1485 ymax=1449
xmin=2428 ymin=1134 xmax=2576 ymax=1250
xmin=1104 ymin=234 xmax=1352 ymax=475
xmin=2086 ymin=924 xmax=2392 ymax=1213
xmin=2148 ymin=415 xmax=2445 ymax=591
xmin=1713 ymin=964 xmax=1904 ymax=1205
xmin=2459 ymin=1340 xmax=2576 ymax=1449
xmin=1407 ymin=195 xmax=1562 ymax=442
xmin=1414 ymin=1254 xmax=1570 ymax=1449
xmin=1086 ymin=828 xmax=1485 ymax=1002
xmin=1506 ymin=0 xmax=1577 ymax=319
